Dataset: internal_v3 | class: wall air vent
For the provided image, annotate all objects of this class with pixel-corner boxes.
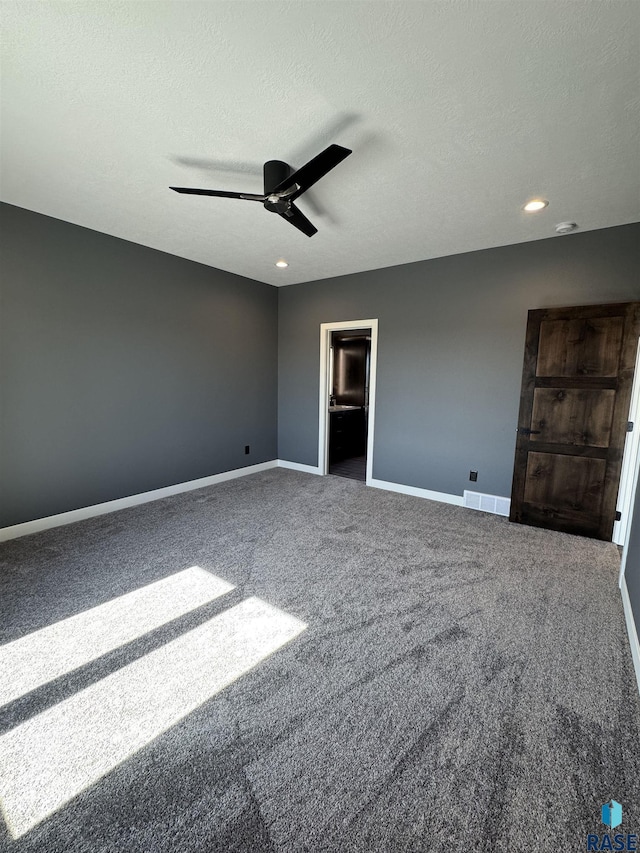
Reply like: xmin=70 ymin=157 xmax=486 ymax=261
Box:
xmin=463 ymin=490 xmax=511 ymax=517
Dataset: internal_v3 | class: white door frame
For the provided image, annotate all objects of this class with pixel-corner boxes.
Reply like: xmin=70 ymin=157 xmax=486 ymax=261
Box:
xmin=318 ymin=319 xmax=378 ymax=484
xmin=616 ymin=337 xmax=640 ymax=575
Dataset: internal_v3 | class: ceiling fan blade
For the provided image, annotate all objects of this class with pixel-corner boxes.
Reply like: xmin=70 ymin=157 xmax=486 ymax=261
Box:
xmin=170 ymin=187 xmax=265 ymax=201
xmin=278 ymin=203 xmax=318 ymax=237
xmin=271 ymin=144 xmax=352 ymax=199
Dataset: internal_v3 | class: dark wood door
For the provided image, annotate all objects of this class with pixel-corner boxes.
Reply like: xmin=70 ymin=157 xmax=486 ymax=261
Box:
xmin=509 ymin=302 xmax=640 ymax=540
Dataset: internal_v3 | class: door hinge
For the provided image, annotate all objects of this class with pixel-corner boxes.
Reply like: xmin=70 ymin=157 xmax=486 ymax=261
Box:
xmin=627 ymin=421 xmax=634 ymax=433
xmin=615 ymin=511 xmax=622 ymax=521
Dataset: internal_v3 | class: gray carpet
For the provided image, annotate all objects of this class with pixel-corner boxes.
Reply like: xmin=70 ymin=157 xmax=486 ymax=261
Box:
xmin=0 ymin=468 xmax=639 ymax=852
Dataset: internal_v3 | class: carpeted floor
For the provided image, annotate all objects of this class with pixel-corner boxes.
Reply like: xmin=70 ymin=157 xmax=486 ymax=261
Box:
xmin=0 ymin=468 xmax=639 ymax=852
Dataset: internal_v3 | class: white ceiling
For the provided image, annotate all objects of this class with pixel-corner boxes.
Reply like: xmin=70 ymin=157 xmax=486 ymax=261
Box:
xmin=2 ymin=1 xmax=639 ymax=286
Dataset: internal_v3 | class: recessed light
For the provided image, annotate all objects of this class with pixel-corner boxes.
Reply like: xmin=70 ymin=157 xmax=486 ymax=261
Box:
xmin=275 ymin=259 xmax=289 ymax=268
xmin=523 ymin=199 xmax=549 ymax=212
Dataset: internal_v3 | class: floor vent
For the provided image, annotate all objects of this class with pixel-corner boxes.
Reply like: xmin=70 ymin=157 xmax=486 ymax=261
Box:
xmin=463 ymin=490 xmax=511 ymax=517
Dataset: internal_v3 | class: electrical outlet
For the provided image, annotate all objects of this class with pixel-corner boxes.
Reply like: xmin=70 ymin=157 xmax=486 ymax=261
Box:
xmin=244 ymin=445 xmax=250 ymax=455
xmin=469 ymin=470 xmax=478 ymax=482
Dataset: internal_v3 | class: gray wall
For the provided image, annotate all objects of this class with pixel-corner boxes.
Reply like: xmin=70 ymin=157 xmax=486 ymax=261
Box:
xmin=2 ymin=204 xmax=638 ymax=527
xmin=625 ymin=473 xmax=640 ymax=650
xmin=278 ymin=224 xmax=640 ymax=498
xmin=0 ymin=203 xmax=278 ymax=527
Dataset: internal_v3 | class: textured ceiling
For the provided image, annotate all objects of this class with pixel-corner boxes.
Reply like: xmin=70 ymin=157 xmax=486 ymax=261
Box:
xmin=2 ymin=1 xmax=639 ymax=286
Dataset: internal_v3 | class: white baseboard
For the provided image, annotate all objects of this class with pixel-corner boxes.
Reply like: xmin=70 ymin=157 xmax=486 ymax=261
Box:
xmin=277 ymin=459 xmax=321 ymax=475
xmin=0 ymin=460 xmax=279 ymax=543
xmin=621 ymin=575 xmax=640 ymax=699
xmin=368 ymin=477 xmax=464 ymax=507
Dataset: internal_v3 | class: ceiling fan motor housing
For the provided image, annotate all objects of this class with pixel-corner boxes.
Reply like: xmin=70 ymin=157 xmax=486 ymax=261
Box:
xmin=263 ymin=160 xmax=292 ymax=212
xmin=264 ymin=160 xmax=291 ymax=194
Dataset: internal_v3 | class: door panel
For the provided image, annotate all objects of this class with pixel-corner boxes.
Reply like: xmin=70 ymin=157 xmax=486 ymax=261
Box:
xmin=510 ymin=302 xmax=639 ymax=540
xmin=521 ymin=451 xmax=606 ymax=537
xmin=536 ymin=317 xmax=624 ymax=377
xmin=523 ymin=452 xmax=605 ymax=511
xmin=529 ymin=388 xmax=615 ymax=447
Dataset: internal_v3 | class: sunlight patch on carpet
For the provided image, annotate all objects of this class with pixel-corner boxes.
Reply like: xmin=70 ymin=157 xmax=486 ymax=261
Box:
xmin=0 ymin=596 xmax=306 ymax=838
xmin=0 ymin=566 xmax=235 ymax=707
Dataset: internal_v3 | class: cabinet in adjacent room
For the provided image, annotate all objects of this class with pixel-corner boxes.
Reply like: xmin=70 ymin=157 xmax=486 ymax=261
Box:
xmin=329 ymin=408 xmax=366 ymax=463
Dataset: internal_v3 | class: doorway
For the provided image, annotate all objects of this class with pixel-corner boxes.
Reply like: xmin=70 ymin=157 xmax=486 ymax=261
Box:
xmin=329 ymin=330 xmax=370 ymax=481
xmin=318 ymin=320 xmax=378 ymax=484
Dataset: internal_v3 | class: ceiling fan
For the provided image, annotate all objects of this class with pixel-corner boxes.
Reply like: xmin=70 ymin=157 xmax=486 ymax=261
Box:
xmin=170 ymin=144 xmax=352 ymax=237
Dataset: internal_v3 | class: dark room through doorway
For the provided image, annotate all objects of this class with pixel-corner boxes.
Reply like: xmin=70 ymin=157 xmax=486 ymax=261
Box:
xmin=328 ymin=329 xmax=371 ymax=482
